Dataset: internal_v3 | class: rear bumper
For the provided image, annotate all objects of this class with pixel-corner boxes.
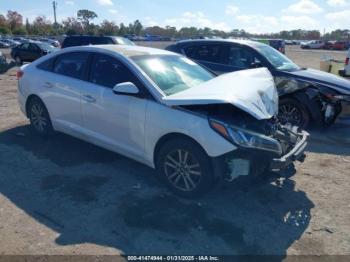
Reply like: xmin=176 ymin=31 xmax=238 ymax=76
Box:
xmin=270 ymin=130 xmax=309 ymax=170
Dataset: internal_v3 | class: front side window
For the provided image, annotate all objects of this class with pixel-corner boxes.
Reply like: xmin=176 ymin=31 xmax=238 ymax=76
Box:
xmin=20 ymin=43 xmax=29 ymax=50
xmin=224 ymin=46 xmax=260 ymax=68
xmin=37 ymin=42 xmax=55 ymax=51
xmin=132 ymin=55 xmax=214 ymax=96
xmin=90 ymin=54 xmax=138 ymax=88
xmin=29 ymin=44 xmax=39 ymax=51
xmin=53 ymin=52 xmax=89 ymax=79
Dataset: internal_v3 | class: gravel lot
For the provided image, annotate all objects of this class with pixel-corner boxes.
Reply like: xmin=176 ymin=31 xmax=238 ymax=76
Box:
xmin=0 ymin=45 xmax=349 ymax=259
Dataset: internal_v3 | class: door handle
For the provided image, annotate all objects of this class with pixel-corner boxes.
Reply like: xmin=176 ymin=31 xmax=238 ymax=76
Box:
xmin=82 ymin=94 xmax=96 ymax=103
xmin=44 ymin=82 xmax=53 ymax=88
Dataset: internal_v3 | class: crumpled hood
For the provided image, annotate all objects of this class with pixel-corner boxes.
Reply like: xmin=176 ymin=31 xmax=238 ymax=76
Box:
xmin=288 ymin=68 xmax=350 ymax=95
xmin=162 ymin=68 xmax=279 ymax=120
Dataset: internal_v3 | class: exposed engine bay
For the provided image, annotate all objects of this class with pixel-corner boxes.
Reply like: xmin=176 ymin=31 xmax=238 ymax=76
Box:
xmin=181 ymin=103 xmax=308 ymax=181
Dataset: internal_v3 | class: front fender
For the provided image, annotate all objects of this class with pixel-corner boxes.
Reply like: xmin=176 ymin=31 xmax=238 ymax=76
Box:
xmin=291 ymin=89 xmax=323 ymax=123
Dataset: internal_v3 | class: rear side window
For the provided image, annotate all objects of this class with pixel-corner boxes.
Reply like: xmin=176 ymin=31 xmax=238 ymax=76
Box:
xmin=89 ymin=37 xmax=114 ymax=45
xmin=184 ymin=45 xmax=223 ymax=64
xmin=62 ymin=37 xmax=81 ymax=48
xmin=53 ymin=52 xmax=89 ymax=80
xmin=89 ymin=53 xmax=139 ymax=88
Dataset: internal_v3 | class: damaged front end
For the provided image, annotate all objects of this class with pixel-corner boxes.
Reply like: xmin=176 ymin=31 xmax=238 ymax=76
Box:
xmin=164 ymin=68 xmax=308 ymax=182
xmin=183 ymin=104 xmax=308 ymax=182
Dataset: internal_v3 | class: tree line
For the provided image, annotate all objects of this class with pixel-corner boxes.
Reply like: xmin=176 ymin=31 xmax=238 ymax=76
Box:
xmin=0 ymin=9 xmax=349 ymax=41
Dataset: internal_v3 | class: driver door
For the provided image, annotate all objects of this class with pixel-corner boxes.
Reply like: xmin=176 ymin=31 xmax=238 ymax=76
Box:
xmin=81 ymin=53 xmax=148 ymax=160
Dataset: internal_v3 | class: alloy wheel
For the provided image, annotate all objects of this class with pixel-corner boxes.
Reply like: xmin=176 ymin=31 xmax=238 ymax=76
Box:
xmin=163 ymin=149 xmax=202 ymax=192
xmin=30 ymin=103 xmax=47 ymax=132
xmin=279 ymin=104 xmax=303 ymax=126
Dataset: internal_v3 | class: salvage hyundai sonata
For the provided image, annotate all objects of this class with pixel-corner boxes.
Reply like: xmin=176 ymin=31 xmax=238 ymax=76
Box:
xmin=17 ymin=45 xmax=308 ymax=197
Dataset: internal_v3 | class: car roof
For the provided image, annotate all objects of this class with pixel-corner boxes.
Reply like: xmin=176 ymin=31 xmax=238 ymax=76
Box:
xmin=64 ymin=44 xmax=177 ymax=58
xmin=174 ymin=39 xmax=265 ymax=48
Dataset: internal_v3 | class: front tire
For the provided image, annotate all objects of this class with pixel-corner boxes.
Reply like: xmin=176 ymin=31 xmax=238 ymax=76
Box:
xmin=156 ymin=138 xmax=214 ymax=198
xmin=28 ymin=97 xmax=53 ymax=136
xmin=279 ymin=98 xmax=310 ymax=128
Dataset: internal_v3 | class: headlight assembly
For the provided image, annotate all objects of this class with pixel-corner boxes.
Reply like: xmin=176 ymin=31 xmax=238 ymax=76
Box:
xmin=209 ymin=119 xmax=283 ymax=155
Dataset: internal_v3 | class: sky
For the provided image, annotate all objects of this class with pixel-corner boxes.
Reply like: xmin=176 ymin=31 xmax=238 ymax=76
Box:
xmin=0 ymin=0 xmax=349 ymax=34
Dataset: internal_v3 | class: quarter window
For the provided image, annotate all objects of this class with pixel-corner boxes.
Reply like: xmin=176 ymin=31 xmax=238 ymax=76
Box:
xmin=37 ymin=56 xmax=56 ymax=71
xmin=89 ymin=54 xmax=138 ymax=88
xmin=53 ymin=52 xmax=89 ymax=80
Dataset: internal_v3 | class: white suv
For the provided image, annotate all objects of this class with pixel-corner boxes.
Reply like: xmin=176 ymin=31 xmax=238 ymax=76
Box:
xmin=301 ymin=40 xmax=324 ymax=49
xmin=17 ymin=45 xmax=308 ymax=197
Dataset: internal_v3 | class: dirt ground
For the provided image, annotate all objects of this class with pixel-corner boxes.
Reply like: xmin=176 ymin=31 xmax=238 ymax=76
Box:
xmin=0 ymin=45 xmax=350 ymax=260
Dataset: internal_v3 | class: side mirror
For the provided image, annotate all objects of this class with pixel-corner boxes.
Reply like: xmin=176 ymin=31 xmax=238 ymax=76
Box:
xmin=112 ymin=82 xmax=139 ymax=96
xmin=250 ymin=62 xmax=263 ymax=68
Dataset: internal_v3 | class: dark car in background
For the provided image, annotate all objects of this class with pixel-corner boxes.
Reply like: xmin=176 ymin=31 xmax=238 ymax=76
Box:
xmin=61 ymin=35 xmax=135 ymax=48
xmin=166 ymin=39 xmax=350 ymax=128
xmin=11 ymin=41 xmax=58 ymax=64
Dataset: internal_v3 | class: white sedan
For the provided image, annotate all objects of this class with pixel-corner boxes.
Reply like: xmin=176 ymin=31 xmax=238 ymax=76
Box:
xmin=17 ymin=45 xmax=308 ymax=197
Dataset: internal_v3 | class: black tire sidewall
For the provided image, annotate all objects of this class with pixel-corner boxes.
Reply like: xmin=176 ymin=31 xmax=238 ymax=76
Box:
xmin=28 ymin=97 xmax=53 ymax=136
xmin=279 ymin=98 xmax=310 ymax=128
xmin=15 ymin=56 xmax=22 ymax=65
xmin=155 ymin=138 xmax=214 ymax=198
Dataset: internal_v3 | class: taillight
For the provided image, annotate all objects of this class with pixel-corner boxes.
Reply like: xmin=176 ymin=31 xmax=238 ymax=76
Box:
xmin=16 ymin=70 xmax=24 ymax=79
xmin=346 ymin=57 xmax=349 ymax=66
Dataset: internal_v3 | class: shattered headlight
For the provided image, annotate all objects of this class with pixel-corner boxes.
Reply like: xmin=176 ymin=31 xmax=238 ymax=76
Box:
xmin=209 ymin=119 xmax=283 ymax=155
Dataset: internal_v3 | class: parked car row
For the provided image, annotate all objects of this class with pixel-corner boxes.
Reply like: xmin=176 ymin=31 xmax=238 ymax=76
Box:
xmin=10 ymin=35 xmax=135 ymax=64
xmin=301 ymin=40 xmax=350 ymax=50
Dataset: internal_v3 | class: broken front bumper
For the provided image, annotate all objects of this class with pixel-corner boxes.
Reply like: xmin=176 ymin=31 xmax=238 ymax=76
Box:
xmin=211 ymin=128 xmax=309 ymax=182
xmin=270 ymin=130 xmax=309 ymax=170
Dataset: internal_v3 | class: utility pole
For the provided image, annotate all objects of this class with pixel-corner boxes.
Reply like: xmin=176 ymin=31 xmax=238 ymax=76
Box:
xmin=52 ymin=1 xmax=58 ymax=34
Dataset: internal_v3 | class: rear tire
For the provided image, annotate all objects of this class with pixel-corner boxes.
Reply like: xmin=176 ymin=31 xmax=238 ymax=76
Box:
xmin=28 ymin=97 xmax=53 ymax=137
xmin=155 ymin=138 xmax=214 ymax=198
xmin=279 ymin=98 xmax=310 ymax=129
xmin=14 ymin=56 xmax=22 ymax=65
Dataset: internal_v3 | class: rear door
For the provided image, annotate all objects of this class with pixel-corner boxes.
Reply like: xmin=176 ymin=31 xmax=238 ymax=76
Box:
xmin=39 ymin=51 xmax=90 ymax=134
xmin=80 ymin=53 xmax=148 ymax=159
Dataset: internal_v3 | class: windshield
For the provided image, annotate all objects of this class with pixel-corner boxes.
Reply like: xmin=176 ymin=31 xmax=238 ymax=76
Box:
xmin=37 ymin=42 xmax=55 ymax=51
xmin=115 ymin=37 xmax=136 ymax=46
xmin=132 ymin=55 xmax=214 ymax=95
xmin=255 ymin=44 xmax=300 ymax=71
